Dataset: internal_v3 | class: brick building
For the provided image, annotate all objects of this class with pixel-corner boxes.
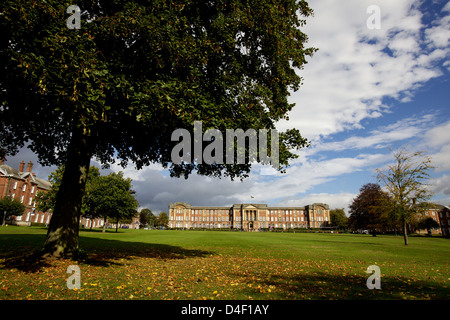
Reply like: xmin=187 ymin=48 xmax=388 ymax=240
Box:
xmin=0 ymin=159 xmax=105 ymax=228
xmin=0 ymin=159 xmax=53 ymax=225
xmin=435 ymin=204 xmax=450 ymax=238
xmin=168 ymin=202 xmax=330 ymax=230
xmin=414 ymin=203 xmax=450 ymax=237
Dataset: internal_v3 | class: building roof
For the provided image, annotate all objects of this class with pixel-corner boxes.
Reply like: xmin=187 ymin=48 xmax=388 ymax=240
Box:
xmin=0 ymin=164 xmax=23 ymax=180
xmin=0 ymin=164 xmax=52 ymax=190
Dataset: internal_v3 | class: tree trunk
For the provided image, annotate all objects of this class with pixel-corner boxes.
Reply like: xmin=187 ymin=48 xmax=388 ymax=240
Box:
xmin=41 ymin=126 xmax=93 ymax=258
xmin=402 ymin=217 xmax=408 ymax=246
xmin=102 ymin=217 xmax=107 ymax=233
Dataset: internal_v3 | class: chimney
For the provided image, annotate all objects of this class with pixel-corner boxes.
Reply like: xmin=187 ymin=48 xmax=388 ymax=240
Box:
xmin=19 ymin=161 xmax=25 ymax=172
xmin=26 ymin=161 xmax=33 ymax=173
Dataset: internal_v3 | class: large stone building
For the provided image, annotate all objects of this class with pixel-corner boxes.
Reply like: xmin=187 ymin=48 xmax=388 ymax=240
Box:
xmin=168 ymin=202 xmax=331 ymax=230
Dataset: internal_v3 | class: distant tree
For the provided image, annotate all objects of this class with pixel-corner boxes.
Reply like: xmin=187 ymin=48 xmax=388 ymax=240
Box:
xmin=156 ymin=212 xmax=169 ymax=228
xmin=86 ymin=172 xmax=139 ymax=232
xmin=0 ymin=196 xmax=25 ymax=225
xmin=329 ymin=208 xmax=348 ymax=231
xmin=139 ymin=208 xmax=156 ymax=228
xmin=376 ymin=148 xmax=434 ymax=245
xmin=348 ymin=183 xmax=391 ymax=236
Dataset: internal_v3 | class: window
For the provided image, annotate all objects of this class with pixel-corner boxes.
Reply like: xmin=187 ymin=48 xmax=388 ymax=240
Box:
xmin=23 ymin=184 xmax=26 ymax=192
xmin=28 ymin=197 xmax=33 ymax=205
xmin=31 ymin=186 xmax=35 ymax=194
xmin=13 ymin=181 xmax=17 ymax=189
xmin=20 ymin=195 xmax=24 ymax=203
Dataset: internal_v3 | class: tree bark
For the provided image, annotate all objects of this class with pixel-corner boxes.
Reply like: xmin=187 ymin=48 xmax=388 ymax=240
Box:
xmin=402 ymin=217 xmax=408 ymax=246
xmin=41 ymin=126 xmax=93 ymax=258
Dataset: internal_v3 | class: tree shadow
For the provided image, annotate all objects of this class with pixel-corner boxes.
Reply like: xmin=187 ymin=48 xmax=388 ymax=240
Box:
xmin=233 ymin=270 xmax=450 ymax=300
xmin=0 ymin=233 xmax=213 ymax=273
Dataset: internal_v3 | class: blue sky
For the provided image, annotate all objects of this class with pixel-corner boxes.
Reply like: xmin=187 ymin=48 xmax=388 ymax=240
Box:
xmin=5 ymin=0 xmax=450 ymax=214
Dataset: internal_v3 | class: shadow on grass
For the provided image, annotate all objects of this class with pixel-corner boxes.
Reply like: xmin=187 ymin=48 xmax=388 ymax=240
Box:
xmin=235 ymin=270 xmax=450 ymax=300
xmin=0 ymin=233 xmax=213 ymax=273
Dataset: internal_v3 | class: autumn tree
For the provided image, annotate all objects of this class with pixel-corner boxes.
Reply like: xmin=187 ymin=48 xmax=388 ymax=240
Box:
xmin=348 ymin=183 xmax=391 ymax=236
xmin=329 ymin=208 xmax=348 ymax=231
xmin=139 ymin=208 xmax=156 ymax=228
xmin=156 ymin=212 xmax=169 ymax=228
xmin=376 ymin=148 xmax=434 ymax=245
xmin=1 ymin=0 xmax=315 ymax=257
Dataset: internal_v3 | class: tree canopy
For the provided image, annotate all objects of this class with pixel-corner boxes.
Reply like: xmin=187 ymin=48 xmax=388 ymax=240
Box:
xmin=0 ymin=196 xmax=25 ymax=225
xmin=86 ymin=171 xmax=139 ymax=232
xmin=329 ymin=208 xmax=348 ymax=230
xmin=1 ymin=0 xmax=316 ymax=257
xmin=348 ymin=183 xmax=391 ymax=236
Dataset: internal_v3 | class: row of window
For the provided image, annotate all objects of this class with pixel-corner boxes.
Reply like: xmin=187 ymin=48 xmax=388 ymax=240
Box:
xmin=170 ymin=222 xmax=316 ymax=229
xmin=16 ymin=212 xmax=50 ymax=224
xmin=173 ymin=208 xmax=329 ymax=217
xmin=170 ymin=215 xmax=329 ymax=222
xmin=12 ymin=181 xmax=36 ymax=194
xmin=173 ymin=216 xmax=231 ymax=222
xmin=9 ymin=193 xmax=36 ymax=207
xmin=174 ymin=209 xmax=310 ymax=215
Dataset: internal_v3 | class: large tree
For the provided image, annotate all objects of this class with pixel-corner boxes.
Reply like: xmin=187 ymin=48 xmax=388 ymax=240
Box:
xmin=1 ymin=0 xmax=315 ymax=257
xmin=156 ymin=211 xmax=169 ymax=228
xmin=139 ymin=208 xmax=156 ymax=228
xmin=329 ymin=208 xmax=348 ymax=231
xmin=376 ymin=148 xmax=434 ymax=245
xmin=348 ymin=183 xmax=391 ymax=236
xmin=86 ymin=171 xmax=139 ymax=233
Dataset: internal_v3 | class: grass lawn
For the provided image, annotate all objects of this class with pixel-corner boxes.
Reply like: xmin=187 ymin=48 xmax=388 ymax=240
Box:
xmin=0 ymin=226 xmax=449 ymax=300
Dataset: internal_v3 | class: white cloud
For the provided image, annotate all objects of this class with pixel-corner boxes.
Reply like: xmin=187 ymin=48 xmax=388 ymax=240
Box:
xmin=108 ymin=161 xmax=165 ymax=181
xmin=280 ymin=192 xmax=357 ymax=214
xmin=276 ymin=0 xmax=449 ymax=142
xmin=430 ymin=174 xmax=450 ymax=196
xmin=312 ymin=113 xmax=436 ymax=153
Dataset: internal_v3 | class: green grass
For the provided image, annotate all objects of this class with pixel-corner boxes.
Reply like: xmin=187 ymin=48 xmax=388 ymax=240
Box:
xmin=0 ymin=226 xmax=449 ymax=300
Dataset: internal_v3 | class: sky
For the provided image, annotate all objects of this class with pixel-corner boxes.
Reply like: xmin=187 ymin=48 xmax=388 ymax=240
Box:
xmin=4 ymin=0 xmax=450 ymax=214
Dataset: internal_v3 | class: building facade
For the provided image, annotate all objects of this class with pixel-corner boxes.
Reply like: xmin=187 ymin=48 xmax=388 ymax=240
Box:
xmin=0 ymin=160 xmax=53 ymax=225
xmin=437 ymin=205 xmax=450 ymax=238
xmin=168 ymin=202 xmax=330 ymax=230
xmin=413 ymin=203 xmax=450 ymax=237
xmin=0 ymin=159 xmax=106 ymax=228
